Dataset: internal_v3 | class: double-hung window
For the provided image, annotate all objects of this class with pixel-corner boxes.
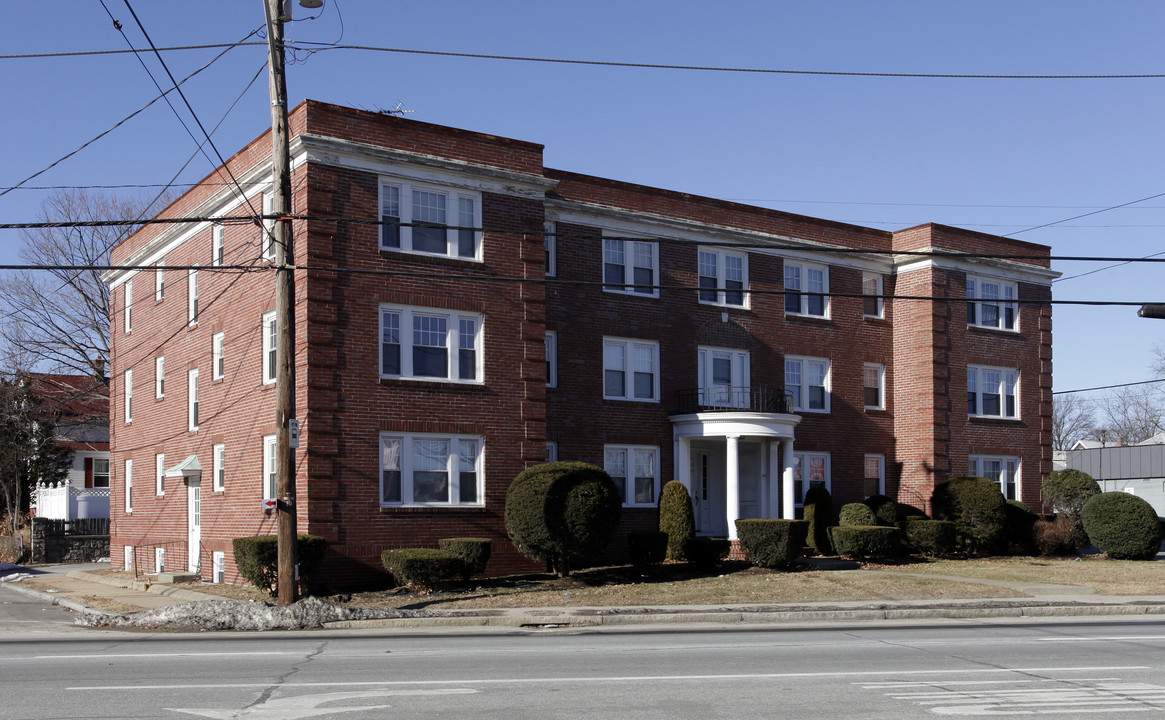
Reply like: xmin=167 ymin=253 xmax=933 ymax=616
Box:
xmin=545 ymin=332 xmax=557 ymax=388
xmin=698 ymin=248 xmax=747 ymax=307
xmin=213 ymin=443 xmax=225 ymax=492
xmin=603 ymin=338 xmax=659 ymax=402
xmin=124 ymin=369 xmax=133 ymax=423
xmin=156 ymin=261 xmax=165 ymax=301
xmin=262 ymin=312 xmax=276 ymax=384
xmin=785 ymin=356 xmax=830 ymax=412
xmin=697 ymin=347 xmax=749 ymax=408
xmin=792 ymin=452 xmax=830 ymax=507
xmin=970 ymin=455 xmax=1020 ymax=499
xmin=603 ymin=237 xmax=658 ymax=296
xmin=155 ymin=356 xmax=164 ymax=398
xmin=262 ymin=435 xmax=277 ymax=500
xmin=379 ymin=305 xmax=482 ymax=383
xmin=124 ymin=280 xmax=133 ymax=333
xmin=155 ymin=453 xmax=165 ymax=496
xmin=379 ymin=434 xmax=482 ymax=506
xmin=968 ymin=365 xmax=1019 ymax=419
xmin=967 ymin=276 xmax=1018 ymax=331
xmin=544 ymin=222 xmax=556 ymax=276
xmin=604 ymin=445 xmax=660 ymax=506
xmin=93 ymin=458 xmax=110 ymax=488
xmin=863 ymin=363 xmax=885 ymax=410
xmin=188 ymin=269 xmax=199 ymax=326
xmin=379 ymin=180 xmax=480 ymax=259
xmin=212 ymin=223 xmax=225 ymax=267
xmin=864 ymin=454 xmax=885 ymax=497
xmin=124 ymin=459 xmax=133 ymax=512
xmin=188 ymin=369 xmax=199 ymax=431
xmin=862 ymin=272 xmax=884 ymax=318
xmin=784 ymin=261 xmax=828 ymax=317
xmin=212 ymin=333 xmax=225 ymax=381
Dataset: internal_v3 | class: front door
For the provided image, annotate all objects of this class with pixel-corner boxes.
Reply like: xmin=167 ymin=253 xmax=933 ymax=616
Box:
xmin=690 ymin=448 xmax=727 ymax=536
xmin=187 ymin=479 xmax=201 ymax=573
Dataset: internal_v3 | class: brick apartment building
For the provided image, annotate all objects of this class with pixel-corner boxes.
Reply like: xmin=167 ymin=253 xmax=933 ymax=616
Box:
xmin=105 ymin=100 xmax=1055 ymax=586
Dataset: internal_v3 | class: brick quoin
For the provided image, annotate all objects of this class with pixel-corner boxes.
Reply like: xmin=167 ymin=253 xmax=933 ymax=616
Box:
xmin=106 ymin=100 xmax=1054 ymax=589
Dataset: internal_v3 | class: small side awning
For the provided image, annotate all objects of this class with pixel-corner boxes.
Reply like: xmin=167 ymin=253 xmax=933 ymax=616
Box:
xmin=164 ymin=454 xmax=202 ymax=481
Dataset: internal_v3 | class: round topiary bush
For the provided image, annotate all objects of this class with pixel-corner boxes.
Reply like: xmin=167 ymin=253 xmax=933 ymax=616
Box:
xmin=931 ymin=476 xmax=1008 ymax=554
xmin=863 ymin=494 xmax=897 ymax=526
xmin=1081 ymin=491 xmax=1162 ymax=560
xmin=658 ymin=481 xmax=695 ymax=560
xmin=504 ymin=461 xmax=622 ymax=576
xmin=1042 ymin=469 xmax=1101 ymax=547
xmin=803 ymin=484 xmax=835 ymax=554
xmin=839 ymin=502 xmax=878 ymax=527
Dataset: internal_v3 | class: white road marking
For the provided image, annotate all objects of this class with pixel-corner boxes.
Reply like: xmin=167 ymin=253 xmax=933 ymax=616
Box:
xmin=39 ymin=652 xmax=293 ymax=660
xmin=1038 ymin=636 xmax=1165 ymax=642
xmin=865 ymin=679 xmax=1165 ymax=715
xmin=169 ymin=689 xmax=478 ymax=719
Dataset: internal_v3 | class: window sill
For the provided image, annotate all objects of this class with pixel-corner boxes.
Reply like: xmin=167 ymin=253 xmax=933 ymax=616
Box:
xmin=379 ymin=504 xmax=488 ymax=514
xmin=378 ymin=377 xmax=488 ymax=390
xmin=603 ymin=397 xmax=661 ymax=404
xmin=967 ymin=325 xmax=1021 ymax=336
xmin=378 ymin=249 xmax=482 ymax=266
xmin=863 ymin=314 xmax=888 ymax=323
xmin=794 ymin=408 xmax=831 ymax=415
xmin=864 ymin=406 xmax=888 ymax=413
xmin=603 ymin=288 xmax=660 ymax=299
xmin=968 ymin=415 xmax=1023 ymax=424
xmin=698 ymin=301 xmax=749 ymax=310
xmin=785 ymin=313 xmax=831 ymax=324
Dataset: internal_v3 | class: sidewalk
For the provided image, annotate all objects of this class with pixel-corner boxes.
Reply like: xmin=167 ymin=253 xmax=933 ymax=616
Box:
xmin=4 ymin=562 xmax=1165 ymax=630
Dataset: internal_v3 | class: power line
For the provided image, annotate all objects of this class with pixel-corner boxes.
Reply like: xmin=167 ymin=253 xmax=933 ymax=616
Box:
xmin=0 ymin=43 xmax=266 ymax=60
xmin=1053 ymin=378 xmax=1165 ymax=395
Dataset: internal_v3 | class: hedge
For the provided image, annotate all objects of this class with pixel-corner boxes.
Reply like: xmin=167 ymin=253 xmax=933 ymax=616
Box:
xmin=1043 ymin=469 xmax=1100 ymax=547
xmin=829 ymin=526 xmax=900 ymax=560
xmin=437 ymin=538 xmax=492 ymax=580
xmin=903 ymin=518 xmax=957 ymax=557
xmin=1004 ymin=500 xmax=1037 ymax=554
xmin=863 ymin=494 xmax=897 ymax=526
xmin=1032 ymin=518 xmax=1076 ymax=557
xmin=627 ymin=531 xmax=668 ymax=570
xmin=931 ymin=476 xmax=1008 ymax=554
xmin=839 ymin=503 xmax=878 ymax=527
xmin=686 ymin=536 xmax=731 ymax=569
xmin=735 ymin=519 xmax=809 ymax=570
xmin=1081 ymin=492 xmax=1162 ymax=560
xmin=232 ymin=534 xmax=326 ymax=596
xmin=803 ymin=484 xmax=835 ymax=554
xmin=658 ymin=481 xmax=695 ymax=560
xmin=381 ymin=548 xmax=464 ymax=590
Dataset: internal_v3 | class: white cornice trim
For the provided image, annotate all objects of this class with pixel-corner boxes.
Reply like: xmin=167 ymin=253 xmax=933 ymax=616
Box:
xmin=895 ymin=253 xmax=1060 ymax=285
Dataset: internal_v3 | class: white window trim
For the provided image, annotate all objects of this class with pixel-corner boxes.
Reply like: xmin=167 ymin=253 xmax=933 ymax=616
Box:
xmin=124 ymin=545 xmax=134 ymax=572
xmin=697 ymin=346 xmax=750 ymax=408
xmin=124 ymin=459 xmax=133 ymax=513
xmin=213 ymin=443 xmax=225 ymax=492
xmin=155 ymin=356 xmax=165 ymax=399
xmin=188 ymin=369 xmax=199 ymax=431
xmin=378 ymin=433 xmax=484 ymax=507
xmin=546 ymin=441 xmax=558 ymax=463
xmin=153 ymin=547 xmax=165 ymax=574
xmin=863 ymin=362 xmax=885 ymax=410
xmin=378 ymin=179 xmax=482 ymax=261
xmin=262 ymin=434 xmax=276 ymax=500
xmin=784 ymin=260 xmax=830 ymax=318
xmin=155 ymin=453 xmax=164 ymax=496
xmin=864 ymin=453 xmax=886 ymax=497
xmin=124 ymin=279 xmax=133 ymax=334
xmin=967 ymin=275 xmax=1019 ymax=332
xmin=187 ymin=269 xmax=199 ymax=326
xmin=156 ymin=261 xmax=165 ymax=302
xmin=793 ymin=451 xmax=831 ymax=508
xmin=124 ymin=369 xmax=133 ymax=424
xmin=697 ymin=247 xmax=749 ymax=308
xmin=970 ymin=455 xmax=1021 ymax=500
xmin=604 ymin=444 xmax=661 ymax=507
xmin=544 ymin=222 xmax=556 ymax=277
xmin=602 ymin=236 xmax=659 ymax=297
xmin=862 ymin=272 xmax=884 ymax=319
xmin=212 ymin=223 xmax=225 ymax=267
xmin=379 ymin=304 xmax=483 ymax=384
xmin=545 ymin=331 xmax=557 ymax=388
xmin=602 ymin=337 xmax=660 ymax=402
xmin=212 ymin=332 xmax=225 ymax=381
xmin=785 ymin=356 xmax=831 ymax=413
xmin=211 ymin=550 xmax=225 ymax=584
xmin=968 ymin=365 xmax=1020 ymax=420
xmin=262 ymin=312 xmax=276 ymax=385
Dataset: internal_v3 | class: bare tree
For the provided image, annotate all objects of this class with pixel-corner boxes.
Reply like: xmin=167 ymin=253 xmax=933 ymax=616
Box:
xmin=0 ymin=190 xmax=172 ymax=384
xmin=1091 ymin=385 xmax=1165 ymax=445
xmin=0 ymin=378 xmax=71 ymax=534
xmin=1052 ymin=394 xmax=1094 ymax=450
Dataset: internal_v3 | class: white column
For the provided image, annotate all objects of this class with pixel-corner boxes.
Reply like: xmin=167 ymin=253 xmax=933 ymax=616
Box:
xmin=782 ymin=438 xmax=796 ymax=520
xmin=767 ymin=441 xmax=782 ymax=518
xmin=675 ymin=435 xmax=691 ymax=493
xmin=726 ymin=435 xmax=740 ymax=540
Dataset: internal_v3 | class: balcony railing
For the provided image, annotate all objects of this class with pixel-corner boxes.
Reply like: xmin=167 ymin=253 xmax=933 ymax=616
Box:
xmin=671 ymin=385 xmax=793 ymax=415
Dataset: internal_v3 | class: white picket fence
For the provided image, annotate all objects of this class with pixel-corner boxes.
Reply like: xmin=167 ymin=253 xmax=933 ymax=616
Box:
xmin=33 ymin=481 xmax=110 ymax=520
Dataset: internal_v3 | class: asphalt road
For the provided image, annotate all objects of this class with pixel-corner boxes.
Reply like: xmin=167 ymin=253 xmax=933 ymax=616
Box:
xmin=0 ymin=583 xmax=84 ymax=636
xmin=3 ymin=614 xmax=1165 ymax=719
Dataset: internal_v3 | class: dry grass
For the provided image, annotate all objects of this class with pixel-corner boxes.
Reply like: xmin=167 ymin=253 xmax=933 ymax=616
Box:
xmin=889 ymin=555 xmax=1165 ymax=595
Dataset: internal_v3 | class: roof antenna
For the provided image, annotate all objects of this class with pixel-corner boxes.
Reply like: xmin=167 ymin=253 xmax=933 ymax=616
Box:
xmin=383 ymin=101 xmax=414 ymax=117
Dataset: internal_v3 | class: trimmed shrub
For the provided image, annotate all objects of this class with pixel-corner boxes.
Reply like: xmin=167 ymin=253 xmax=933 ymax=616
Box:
xmin=381 ymin=548 xmax=464 ymax=591
xmin=232 ymin=534 xmax=327 ymax=596
xmin=931 ymin=476 xmax=1008 ymax=554
xmin=686 ymin=536 xmax=731 ymax=569
xmin=437 ymin=538 xmax=492 ymax=580
xmin=829 ymin=526 xmax=900 ymax=560
xmin=1032 ymin=518 xmax=1077 ymax=557
xmin=1005 ymin=500 xmax=1037 ymax=554
xmin=1043 ymin=469 xmax=1100 ymax=547
xmin=863 ymin=494 xmax=897 ymax=526
xmin=839 ymin=503 xmax=878 ymax=527
xmin=658 ymin=481 xmax=696 ymax=560
xmin=803 ymin=484 xmax=835 ymax=555
xmin=903 ymin=518 xmax=957 ymax=557
xmin=505 ymin=461 xmax=622 ymax=576
xmin=735 ymin=519 xmax=809 ymax=570
xmin=627 ymin=531 xmax=668 ymax=570
xmin=1081 ymin=492 xmax=1162 ymax=560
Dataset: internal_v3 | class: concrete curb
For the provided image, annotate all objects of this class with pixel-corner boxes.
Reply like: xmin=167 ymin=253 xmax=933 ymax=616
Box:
xmin=1 ymin=579 xmax=115 ymax=616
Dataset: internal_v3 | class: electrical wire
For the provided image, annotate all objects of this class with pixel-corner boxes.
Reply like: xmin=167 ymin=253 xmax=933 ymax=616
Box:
xmin=1053 ymin=378 xmax=1165 ymax=395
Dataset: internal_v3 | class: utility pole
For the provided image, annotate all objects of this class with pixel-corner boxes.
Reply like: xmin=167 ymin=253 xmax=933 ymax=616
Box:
xmin=263 ymin=0 xmax=297 ymax=606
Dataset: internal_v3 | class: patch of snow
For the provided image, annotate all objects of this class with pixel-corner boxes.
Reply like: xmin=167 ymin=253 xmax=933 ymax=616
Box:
xmin=75 ymin=596 xmax=428 ymax=631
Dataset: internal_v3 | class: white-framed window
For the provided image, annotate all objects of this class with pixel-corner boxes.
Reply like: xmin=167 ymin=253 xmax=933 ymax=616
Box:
xmin=864 ymin=454 xmax=886 ymax=497
xmin=124 ymin=369 xmax=133 ymax=424
xmin=379 ymin=305 xmax=482 ymax=383
xmin=697 ymin=248 xmax=748 ymax=307
xmin=697 ymin=346 xmax=750 ymax=408
xmin=212 ymin=332 xmax=225 ymax=381
xmin=124 ymin=545 xmax=134 ymax=572
xmin=262 ymin=312 xmax=276 ymax=384
xmin=379 ymin=434 xmax=483 ymax=506
xmin=863 ymin=363 xmax=885 ymax=410
xmin=792 ymin=451 xmax=830 ymax=507
xmin=967 ymin=365 xmax=1019 ymax=419
xmin=155 ymin=453 xmax=165 ymax=496
xmin=602 ymin=237 xmax=658 ymax=297
xmin=93 ymin=458 xmax=110 ymax=488
xmin=967 ymin=276 xmax=1018 ymax=331
xmin=784 ymin=261 xmax=829 ymax=318
xmin=262 ymin=434 xmax=277 ymax=500
xmin=545 ymin=331 xmax=557 ymax=388
xmin=603 ymin=338 xmax=659 ymax=402
xmin=154 ymin=547 xmax=165 ymax=574
xmin=970 ymin=455 xmax=1020 ymax=500
xmin=379 ymin=180 xmax=481 ymax=260
xmin=604 ymin=445 xmax=660 ymax=507
xmin=124 ymin=458 xmax=133 ymax=512
xmin=213 ymin=443 xmax=225 ymax=492
xmin=546 ymin=441 xmax=558 ymax=462
xmin=211 ymin=550 xmax=225 ymax=584
xmin=188 ymin=369 xmax=199 ymax=431
xmin=155 ymin=356 xmax=164 ymax=399
xmin=544 ymin=222 xmax=556 ymax=277
xmin=862 ymin=272 xmax=884 ymax=318
xmin=261 ymin=191 xmax=276 ymax=261
xmin=785 ymin=356 xmax=830 ymax=413
xmin=188 ymin=269 xmax=199 ymax=326
xmin=124 ymin=279 xmax=133 ymax=333
xmin=212 ymin=223 xmax=225 ymax=267
xmin=156 ymin=261 xmax=165 ymax=301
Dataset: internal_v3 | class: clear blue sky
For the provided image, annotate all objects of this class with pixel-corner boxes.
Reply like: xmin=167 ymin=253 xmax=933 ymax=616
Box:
xmin=3 ymin=1 xmax=1164 ymax=396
